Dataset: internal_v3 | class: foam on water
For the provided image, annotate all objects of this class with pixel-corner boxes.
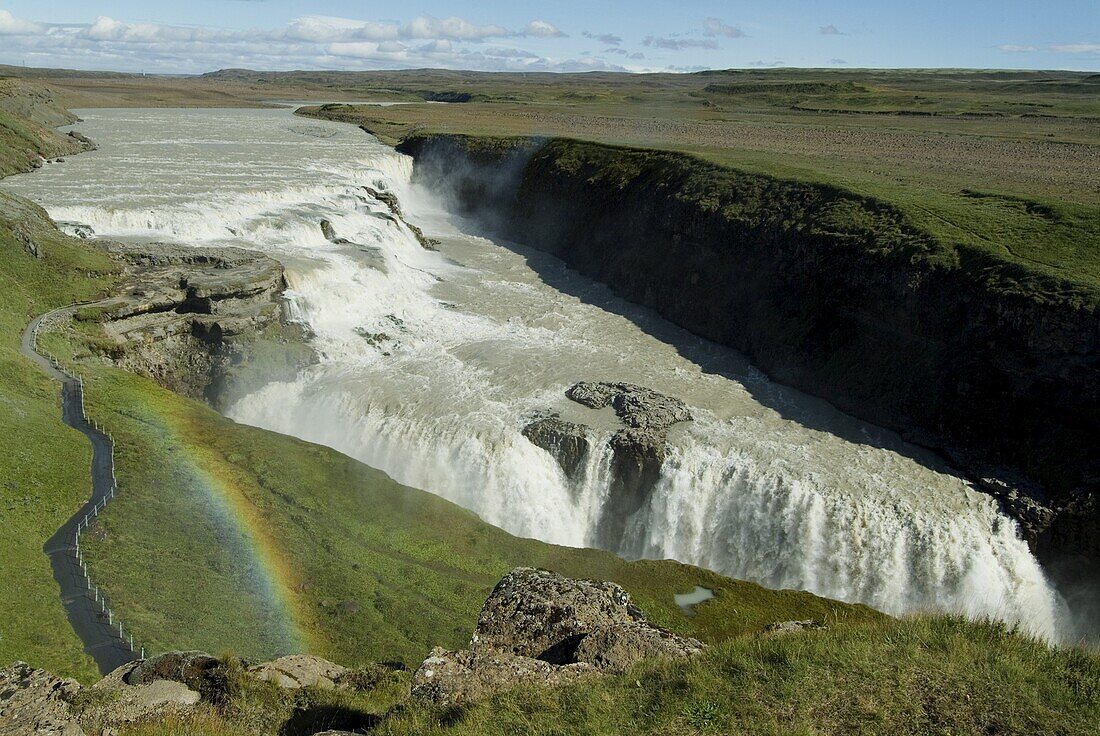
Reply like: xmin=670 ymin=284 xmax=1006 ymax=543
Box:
xmin=2 ymin=107 xmax=1069 ymax=642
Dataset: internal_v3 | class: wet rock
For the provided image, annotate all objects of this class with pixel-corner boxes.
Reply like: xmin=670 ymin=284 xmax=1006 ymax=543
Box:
xmin=0 ymin=662 xmax=83 ymax=736
xmin=125 ymin=651 xmax=227 ymax=702
xmin=248 ymin=655 xmax=348 ymax=690
xmin=977 ymin=475 xmax=1056 ymax=548
xmin=320 ymin=219 xmax=338 ymax=241
xmin=597 ymin=428 xmax=668 ymax=549
xmin=87 ymin=241 xmax=314 ymax=409
xmin=56 ymin=221 xmax=95 ymax=240
xmin=412 ymin=568 xmax=703 ymax=704
xmin=66 ymin=130 xmax=96 ymax=150
xmin=363 ymin=186 xmax=404 ymax=218
xmin=764 ymin=620 xmax=826 ymax=635
xmin=566 ymin=381 xmax=692 ymax=430
xmin=363 ymin=185 xmax=440 ymax=250
xmin=565 ymin=383 xmax=691 ymax=548
xmin=521 ymin=417 xmax=590 ymax=479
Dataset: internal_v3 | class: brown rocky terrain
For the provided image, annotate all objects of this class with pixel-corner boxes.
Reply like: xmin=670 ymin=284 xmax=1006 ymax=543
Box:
xmin=72 ymin=241 xmax=313 ymax=409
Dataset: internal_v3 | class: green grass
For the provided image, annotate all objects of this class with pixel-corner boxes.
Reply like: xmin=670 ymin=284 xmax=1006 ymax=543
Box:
xmin=297 ymin=67 xmax=1100 ymax=296
xmin=116 ymin=617 xmax=1100 ymax=736
xmin=0 ymin=191 xmax=118 ymax=681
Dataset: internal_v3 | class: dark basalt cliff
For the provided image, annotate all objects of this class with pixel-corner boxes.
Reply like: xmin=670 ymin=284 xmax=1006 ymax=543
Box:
xmin=396 ymin=132 xmax=1099 ymax=582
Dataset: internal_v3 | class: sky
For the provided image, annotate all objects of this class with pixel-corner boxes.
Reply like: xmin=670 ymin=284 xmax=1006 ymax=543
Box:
xmin=0 ymin=1 xmax=1096 ymax=74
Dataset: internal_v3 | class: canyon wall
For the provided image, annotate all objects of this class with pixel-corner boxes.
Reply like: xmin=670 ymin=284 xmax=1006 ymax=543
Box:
xmin=396 ymin=133 xmax=1099 ymax=579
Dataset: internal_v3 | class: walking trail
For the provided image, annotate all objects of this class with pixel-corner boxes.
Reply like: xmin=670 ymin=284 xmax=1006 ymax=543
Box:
xmin=22 ymin=303 xmax=139 ymax=674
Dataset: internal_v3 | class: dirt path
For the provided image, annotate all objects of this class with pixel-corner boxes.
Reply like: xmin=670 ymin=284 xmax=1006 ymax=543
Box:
xmin=22 ymin=305 xmax=138 ymax=675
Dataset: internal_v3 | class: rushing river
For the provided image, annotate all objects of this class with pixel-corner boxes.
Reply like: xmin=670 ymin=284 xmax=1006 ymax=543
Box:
xmin=3 ymin=107 xmax=1070 ymax=641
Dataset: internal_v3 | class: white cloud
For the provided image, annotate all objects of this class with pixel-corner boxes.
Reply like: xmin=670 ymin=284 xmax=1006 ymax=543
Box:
xmin=1050 ymin=43 xmax=1100 ymax=54
xmin=282 ymin=16 xmax=399 ymax=43
xmin=819 ymin=25 xmax=844 ymax=36
xmin=0 ymin=9 xmax=636 ymax=74
xmin=81 ymin=16 xmax=234 ymax=43
xmin=524 ymin=20 xmax=566 ymax=38
xmin=402 ymin=16 xmax=508 ymax=41
xmin=998 ymin=44 xmax=1038 ymax=52
xmin=0 ymin=9 xmax=44 ymax=35
xmin=702 ymin=18 xmax=745 ymax=39
xmin=643 ymin=36 xmax=719 ymax=51
xmin=583 ymin=31 xmax=622 ymax=46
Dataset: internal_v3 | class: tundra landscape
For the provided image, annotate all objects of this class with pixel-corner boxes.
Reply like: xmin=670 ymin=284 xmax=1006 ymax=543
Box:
xmin=0 ymin=3 xmax=1098 ymax=735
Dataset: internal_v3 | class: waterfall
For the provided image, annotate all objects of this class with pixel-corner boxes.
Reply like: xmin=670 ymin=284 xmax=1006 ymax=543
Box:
xmin=5 ymin=107 xmax=1069 ymax=643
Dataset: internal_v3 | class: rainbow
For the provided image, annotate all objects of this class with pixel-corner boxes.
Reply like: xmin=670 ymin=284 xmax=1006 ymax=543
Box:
xmin=133 ymin=402 xmax=314 ymax=655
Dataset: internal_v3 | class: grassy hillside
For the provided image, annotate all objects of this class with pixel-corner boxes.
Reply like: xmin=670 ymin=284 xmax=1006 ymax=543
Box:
xmin=117 ymin=618 xmax=1100 ymax=736
xmin=0 ymin=191 xmax=118 ymax=681
xmin=0 ymin=77 xmax=85 ymax=176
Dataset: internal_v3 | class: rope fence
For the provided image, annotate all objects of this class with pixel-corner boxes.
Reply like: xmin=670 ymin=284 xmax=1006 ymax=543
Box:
xmin=33 ymin=315 xmax=147 ymax=662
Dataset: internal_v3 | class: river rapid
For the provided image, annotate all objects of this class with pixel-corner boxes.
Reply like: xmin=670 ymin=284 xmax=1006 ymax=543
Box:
xmin=3 ymin=107 xmax=1070 ymax=641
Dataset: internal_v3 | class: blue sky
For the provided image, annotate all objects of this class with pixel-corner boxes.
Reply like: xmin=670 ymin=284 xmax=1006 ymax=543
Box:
xmin=0 ymin=1 xmax=1096 ymax=73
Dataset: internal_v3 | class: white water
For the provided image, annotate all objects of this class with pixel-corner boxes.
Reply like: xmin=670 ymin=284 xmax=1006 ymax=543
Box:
xmin=3 ymin=107 xmax=1069 ymax=640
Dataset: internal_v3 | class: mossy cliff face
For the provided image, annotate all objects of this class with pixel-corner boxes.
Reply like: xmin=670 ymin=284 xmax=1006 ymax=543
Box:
xmin=397 ymin=133 xmax=1099 ymax=573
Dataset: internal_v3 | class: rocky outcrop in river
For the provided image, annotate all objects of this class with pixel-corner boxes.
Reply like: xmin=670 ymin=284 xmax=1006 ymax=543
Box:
xmin=80 ymin=241 xmax=313 ymax=409
xmin=525 ymin=382 xmax=693 ymax=548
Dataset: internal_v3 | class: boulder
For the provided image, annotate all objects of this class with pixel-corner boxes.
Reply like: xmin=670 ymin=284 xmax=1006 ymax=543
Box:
xmin=410 ymin=647 xmax=594 ymax=707
xmin=521 ymin=417 xmax=590 ymax=479
xmin=248 ymin=655 xmax=348 ymax=690
xmin=83 ymin=661 xmax=200 ymax=731
xmin=473 ymin=567 xmax=645 ymax=663
xmin=573 ymin=621 xmax=705 ymax=672
xmin=0 ymin=662 xmax=83 ymax=736
xmin=124 ymin=651 xmax=227 ymax=702
xmin=411 ymin=568 xmax=704 ymax=704
xmin=320 ymin=219 xmax=338 ymax=241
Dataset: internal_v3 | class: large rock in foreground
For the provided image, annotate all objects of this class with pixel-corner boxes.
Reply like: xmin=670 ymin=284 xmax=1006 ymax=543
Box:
xmin=83 ymin=659 xmax=202 ymax=732
xmin=411 ymin=647 xmax=595 ymax=706
xmin=412 ymin=568 xmax=703 ymax=705
xmin=0 ymin=662 xmax=83 ymax=736
xmin=124 ymin=650 xmax=227 ymax=702
xmin=249 ymin=655 xmax=348 ymax=690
